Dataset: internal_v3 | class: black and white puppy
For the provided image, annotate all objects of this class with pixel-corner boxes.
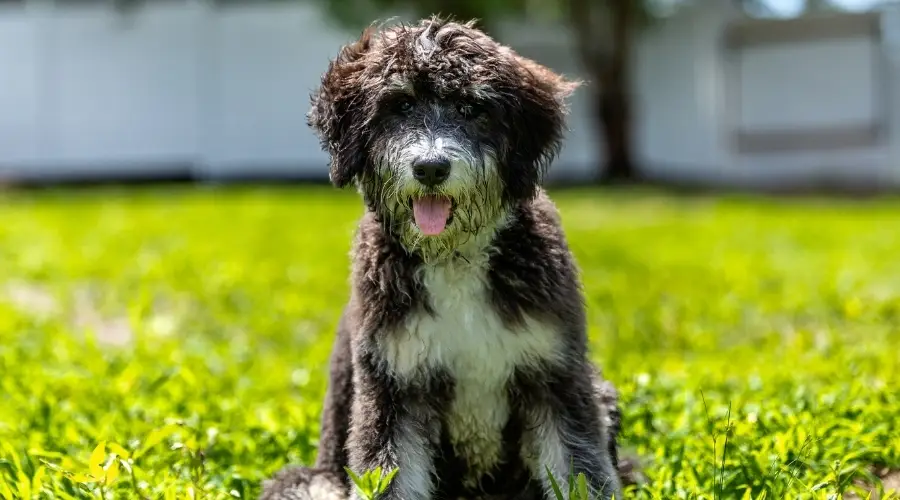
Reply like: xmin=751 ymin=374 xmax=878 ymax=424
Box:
xmin=261 ymin=16 xmax=626 ymax=500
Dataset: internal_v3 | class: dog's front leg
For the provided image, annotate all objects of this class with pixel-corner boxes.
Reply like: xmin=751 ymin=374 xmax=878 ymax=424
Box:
xmin=346 ymin=353 xmax=437 ymax=500
xmin=522 ymin=370 xmax=623 ymax=500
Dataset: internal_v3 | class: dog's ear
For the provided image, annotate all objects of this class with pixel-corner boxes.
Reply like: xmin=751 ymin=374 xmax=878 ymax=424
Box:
xmin=501 ymin=55 xmax=580 ymax=201
xmin=308 ymin=27 xmax=375 ymax=188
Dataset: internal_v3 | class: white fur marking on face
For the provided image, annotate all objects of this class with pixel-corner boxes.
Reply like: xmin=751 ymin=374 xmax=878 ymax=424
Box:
xmin=377 ymin=128 xmax=504 ymax=260
xmin=384 ymin=133 xmax=489 ymax=195
xmin=379 ymin=253 xmax=565 ymax=482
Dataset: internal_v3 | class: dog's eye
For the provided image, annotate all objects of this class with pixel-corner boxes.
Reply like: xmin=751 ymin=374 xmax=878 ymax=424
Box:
xmin=396 ymin=98 xmax=414 ymax=115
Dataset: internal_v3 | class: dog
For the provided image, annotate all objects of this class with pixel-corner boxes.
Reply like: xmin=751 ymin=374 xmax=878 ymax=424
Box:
xmin=261 ymin=16 xmax=631 ymax=500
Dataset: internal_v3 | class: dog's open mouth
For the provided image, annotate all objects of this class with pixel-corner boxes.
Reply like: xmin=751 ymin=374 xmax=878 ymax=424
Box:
xmin=409 ymin=195 xmax=455 ymax=236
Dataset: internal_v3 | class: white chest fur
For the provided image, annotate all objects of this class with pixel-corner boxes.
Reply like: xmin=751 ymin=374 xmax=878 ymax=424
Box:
xmin=378 ymin=258 xmax=564 ymax=479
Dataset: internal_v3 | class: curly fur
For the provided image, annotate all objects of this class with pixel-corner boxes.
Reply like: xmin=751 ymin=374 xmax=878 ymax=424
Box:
xmin=261 ymin=16 xmax=638 ymax=500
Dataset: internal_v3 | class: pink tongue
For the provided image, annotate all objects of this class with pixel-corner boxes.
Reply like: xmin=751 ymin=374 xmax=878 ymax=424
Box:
xmin=412 ymin=195 xmax=452 ymax=235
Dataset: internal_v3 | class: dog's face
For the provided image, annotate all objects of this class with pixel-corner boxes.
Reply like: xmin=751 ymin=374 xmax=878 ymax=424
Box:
xmin=309 ymin=17 xmax=578 ymax=258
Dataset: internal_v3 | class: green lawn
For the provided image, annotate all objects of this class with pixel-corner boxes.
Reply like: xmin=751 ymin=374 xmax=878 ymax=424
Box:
xmin=0 ymin=185 xmax=898 ymax=500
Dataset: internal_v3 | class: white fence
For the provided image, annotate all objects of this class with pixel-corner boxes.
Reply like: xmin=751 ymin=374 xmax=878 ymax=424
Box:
xmin=0 ymin=1 xmax=354 ymax=181
xmin=2 ymin=0 xmax=900 ymax=188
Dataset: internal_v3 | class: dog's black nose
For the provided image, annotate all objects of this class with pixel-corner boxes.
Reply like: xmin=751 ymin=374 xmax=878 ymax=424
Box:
xmin=412 ymin=158 xmax=451 ymax=187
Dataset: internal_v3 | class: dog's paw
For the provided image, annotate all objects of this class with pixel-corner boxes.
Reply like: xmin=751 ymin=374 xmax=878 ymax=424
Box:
xmin=259 ymin=466 xmax=347 ymax=500
xmin=616 ymin=452 xmax=647 ymax=488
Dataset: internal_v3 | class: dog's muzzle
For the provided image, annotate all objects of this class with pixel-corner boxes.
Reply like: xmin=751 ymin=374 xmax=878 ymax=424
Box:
xmin=408 ymin=155 xmax=454 ymax=236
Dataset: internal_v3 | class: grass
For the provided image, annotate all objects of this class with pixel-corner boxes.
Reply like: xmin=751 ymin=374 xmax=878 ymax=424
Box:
xmin=0 ymin=184 xmax=898 ymax=500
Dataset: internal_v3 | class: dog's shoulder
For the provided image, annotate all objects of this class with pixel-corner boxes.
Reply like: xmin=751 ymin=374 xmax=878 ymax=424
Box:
xmin=347 ymin=212 xmax=427 ymax=334
xmin=487 ymin=189 xmax=585 ymax=335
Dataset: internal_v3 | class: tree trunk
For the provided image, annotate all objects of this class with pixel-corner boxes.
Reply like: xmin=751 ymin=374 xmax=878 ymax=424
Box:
xmin=596 ymin=77 xmax=635 ymax=183
xmin=598 ymin=0 xmax=637 ymax=183
xmin=568 ymin=0 xmax=638 ymax=183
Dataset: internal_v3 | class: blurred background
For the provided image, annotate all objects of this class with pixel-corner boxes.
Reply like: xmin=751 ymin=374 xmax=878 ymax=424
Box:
xmin=0 ymin=0 xmax=897 ymax=193
xmin=3 ymin=1 xmax=900 ymax=498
